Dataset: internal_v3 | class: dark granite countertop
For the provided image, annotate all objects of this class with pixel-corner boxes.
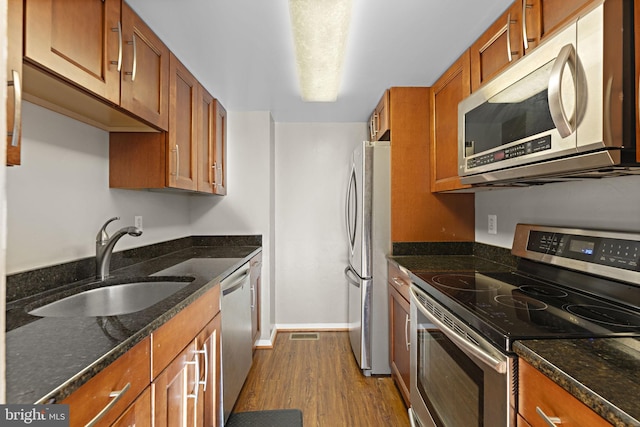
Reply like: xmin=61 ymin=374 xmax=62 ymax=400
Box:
xmin=514 ymin=339 xmax=640 ymax=427
xmin=5 ymin=237 xmax=261 ymax=404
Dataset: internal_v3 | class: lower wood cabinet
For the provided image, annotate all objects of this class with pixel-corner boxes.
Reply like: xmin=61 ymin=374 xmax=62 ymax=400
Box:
xmin=60 ymin=284 xmax=222 ymax=427
xmin=60 ymin=337 xmax=151 ymax=426
xmin=153 ymin=340 xmax=199 ymax=427
xmin=250 ymin=252 xmax=263 ymax=348
xmin=112 ymin=387 xmax=153 ymax=427
xmin=518 ymin=359 xmax=610 ymax=427
xmin=388 ymin=261 xmax=411 ymax=407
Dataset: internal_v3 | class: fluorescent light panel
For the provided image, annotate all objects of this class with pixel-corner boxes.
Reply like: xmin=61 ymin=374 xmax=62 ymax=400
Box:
xmin=289 ymin=0 xmax=352 ymax=102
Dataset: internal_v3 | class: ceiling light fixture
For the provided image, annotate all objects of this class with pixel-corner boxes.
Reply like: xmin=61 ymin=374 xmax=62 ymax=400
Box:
xmin=289 ymin=0 xmax=352 ymax=102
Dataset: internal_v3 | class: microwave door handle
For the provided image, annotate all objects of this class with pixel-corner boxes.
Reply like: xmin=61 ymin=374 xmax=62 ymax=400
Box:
xmin=548 ymin=44 xmax=576 ymax=138
xmin=411 ymin=288 xmax=507 ymax=374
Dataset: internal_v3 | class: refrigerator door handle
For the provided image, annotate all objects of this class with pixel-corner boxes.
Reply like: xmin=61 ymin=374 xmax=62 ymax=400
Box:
xmin=344 ymin=266 xmax=361 ymax=287
xmin=345 ymin=163 xmax=357 ymax=256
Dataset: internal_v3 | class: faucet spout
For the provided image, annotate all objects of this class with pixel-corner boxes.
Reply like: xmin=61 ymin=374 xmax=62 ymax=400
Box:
xmin=96 ymin=217 xmax=142 ymax=280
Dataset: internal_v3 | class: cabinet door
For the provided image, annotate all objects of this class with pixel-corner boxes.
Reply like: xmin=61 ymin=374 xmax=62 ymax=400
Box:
xmin=430 ymin=51 xmax=472 ymax=192
xmin=61 ymin=337 xmax=150 ymax=426
xmin=120 ymin=2 xmax=169 ymax=131
xmin=196 ymin=315 xmax=222 ymax=427
xmin=524 ymin=0 xmax=595 ymax=51
xmin=24 ymin=0 xmax=121 ymax=104
xmin=112 ymin=386 xmax=152 ymax=427
xmin=518 ymin=359 xmax=611 ymax=427
xmin=6 ymin=0 xmax=22 ymax=166
xmin=167 ymin=53 xmax=198 ymax=191
xmin=470 ymin=1 xmax=523 ymax=92
xmin=197 ymin=85 xmax=215 ymax=193
xmin=250 ymin=253 xmax=263 ymax=347
xmin=154 ymin=341 xmax=199 ymax=427
xmin=370 ymin=90 xmax=390 ymax=141
xmin=212 ymin=100 xmax=227 ymax=195
xmin=389 ymin=285 xmax=410 ymax=407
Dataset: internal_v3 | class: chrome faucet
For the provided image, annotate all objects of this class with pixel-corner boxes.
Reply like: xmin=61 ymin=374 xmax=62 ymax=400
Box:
xmin=96 ymin=216 xmax=142 ymax=280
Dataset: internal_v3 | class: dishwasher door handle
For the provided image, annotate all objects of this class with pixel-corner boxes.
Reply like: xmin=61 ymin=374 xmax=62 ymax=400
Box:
xmin=222 ymin=271 xmax=250 ymax=296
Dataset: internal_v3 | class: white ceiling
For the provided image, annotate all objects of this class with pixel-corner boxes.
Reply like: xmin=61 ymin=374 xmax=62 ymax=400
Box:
xmin=126 ymin=0 xmax=513 ymax=123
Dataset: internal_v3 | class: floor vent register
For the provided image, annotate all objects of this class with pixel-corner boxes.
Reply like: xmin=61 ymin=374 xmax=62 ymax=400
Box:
xmin=289 ymin=332 xmax=320 ymax=341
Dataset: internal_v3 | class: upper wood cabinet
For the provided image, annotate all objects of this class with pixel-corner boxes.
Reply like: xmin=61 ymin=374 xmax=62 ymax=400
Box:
xmin=197 ymin=90 xmax=227 ymax=195
xmin=168 ymin=53 xmax=198 ymax=191
xmin=470 ymin=1 xmax=523 ymax=92
xmin=120 ymin=1 xmax=170 ymax=131
xmin=387 ymin=87 xmax=474 ymax=243
xmin=368 ymin=90 xmax=390 ymax=141
xmin=6 ymin=0 xmax=22 ymax=166
xmin=430 ymin=52 xmax=472 ymax=192
xmin=109 ymin=53 xmax=226 ymax=195
xmin=22 ymin=0 xmax=169 ymax=132
xmin=524 ymin=0 xmax=596 ymax=52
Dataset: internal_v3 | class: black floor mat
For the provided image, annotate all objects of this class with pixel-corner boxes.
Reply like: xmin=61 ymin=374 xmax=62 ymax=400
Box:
xmin=226 ymin=409 xmax=303 ymax=427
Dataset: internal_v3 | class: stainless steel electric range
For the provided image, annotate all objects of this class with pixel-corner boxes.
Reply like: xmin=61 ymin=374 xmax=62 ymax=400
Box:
xmin=408 ymin=224 xmax=640 ymax=427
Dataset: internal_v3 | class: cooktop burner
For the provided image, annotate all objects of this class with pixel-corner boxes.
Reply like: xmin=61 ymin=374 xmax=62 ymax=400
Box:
xmin=431 ymin=274 xmax=503 ymax=292
xmin=565 ymin=304 xmax=640 ymax=328
xmin=494 ymin=294 xmax=548 ymax=311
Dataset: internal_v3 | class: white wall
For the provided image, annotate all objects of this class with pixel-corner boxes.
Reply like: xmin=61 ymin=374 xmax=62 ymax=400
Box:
xmin=189 ymin=111 xmax=275 ymax=343
xmin=6 ymin=102 xmax=192 ymax=274
xmin=475 ymin=175 xmax=640 ymax=248
xmin=274 ymin=122 xmax=367 ymax=328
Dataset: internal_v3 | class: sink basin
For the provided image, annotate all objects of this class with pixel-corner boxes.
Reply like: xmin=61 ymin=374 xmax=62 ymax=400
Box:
xmin=28 ymin=280 xmax=193 ymax=317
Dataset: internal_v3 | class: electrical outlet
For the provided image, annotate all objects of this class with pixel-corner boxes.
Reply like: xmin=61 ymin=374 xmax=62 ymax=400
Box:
xmin=134 ymin=215 xmax=143 ymax=231
xmin=488 ymin=215 xmax=497 ymax=235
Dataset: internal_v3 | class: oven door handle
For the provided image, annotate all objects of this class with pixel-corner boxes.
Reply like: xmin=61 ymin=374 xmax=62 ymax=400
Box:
xmin=411 ymin=288 xmax=507 ymax=374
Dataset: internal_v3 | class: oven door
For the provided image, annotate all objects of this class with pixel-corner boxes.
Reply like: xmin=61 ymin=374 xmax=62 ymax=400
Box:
xmin=409 ymin=285 xmax=516 ymax=427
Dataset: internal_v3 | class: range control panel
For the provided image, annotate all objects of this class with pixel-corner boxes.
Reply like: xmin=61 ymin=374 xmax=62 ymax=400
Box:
xmin=526 ymin=230 xmax=640 ymax=272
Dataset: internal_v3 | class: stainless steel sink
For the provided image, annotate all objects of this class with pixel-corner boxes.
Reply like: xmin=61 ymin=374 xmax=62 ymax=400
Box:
xmin=28 ymin=280 xmax=193 ymax=317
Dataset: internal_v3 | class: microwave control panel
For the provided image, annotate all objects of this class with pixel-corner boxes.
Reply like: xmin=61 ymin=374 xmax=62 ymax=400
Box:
xmin=466 ymin=135 xmax=551 ymax=169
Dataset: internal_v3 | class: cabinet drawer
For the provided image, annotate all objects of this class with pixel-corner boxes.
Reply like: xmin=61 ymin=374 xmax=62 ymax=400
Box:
xmin=61 ymin=337 xmax=150 ymax=427
xmin=152 ymin=284 xmax=220 ymax=378
xmin=518 ymin=359 xmax=610 ymax=427
xmin=387 ymin=260 xmax=411 ymax=302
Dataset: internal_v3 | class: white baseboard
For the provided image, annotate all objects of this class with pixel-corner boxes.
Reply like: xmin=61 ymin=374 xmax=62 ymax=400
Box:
xmin=254 ymin=324 xmax=349 ymax=348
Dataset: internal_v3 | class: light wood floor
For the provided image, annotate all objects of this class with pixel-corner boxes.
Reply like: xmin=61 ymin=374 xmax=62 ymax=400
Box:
xmin=233 ymin=331 xmax=410 ymax=427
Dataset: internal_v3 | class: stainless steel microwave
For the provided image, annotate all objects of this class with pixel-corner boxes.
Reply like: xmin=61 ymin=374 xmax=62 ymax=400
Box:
xmin=458 ymin=0 xmax=638 ymax=186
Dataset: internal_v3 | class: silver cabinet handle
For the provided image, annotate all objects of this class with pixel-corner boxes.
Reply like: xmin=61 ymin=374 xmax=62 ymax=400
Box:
xmin=392 ymin=277 xmax=407 ymax=288
xmin=548 ymin=44 xmax=576 ymax=138
xmin=250 ymin=283 xmax=256 ymax=310
xmin=373 ymin=112 xmax=379 ymax=136
xmin=404 ymin=313 xmax=410 ymax=351
xmin=522 ymin=0 xmax=531 ymax=51
xmin=212 ymin=161 xmax=217 ymax=186
xmin=536 ymin=406 xmax=562 ymax=426
xmin=172 ymin=144 xmax=180 ymax=178
xmin=7 ymin=69 xmax=21 ymax=146
xmin=84 ymin=382 xmax=130 ymax=427
xmin=195 ymin=343 xmax=208 ymax=392
xmin=111 ymin=21 xmax=122 ymax=71
xmin=186 ymin=352 xmax=200 ymax=401
xmin=125 ymin=34 xmax=137 ymax=82
xmin=506 ymin=13 xmax=519 ymax=63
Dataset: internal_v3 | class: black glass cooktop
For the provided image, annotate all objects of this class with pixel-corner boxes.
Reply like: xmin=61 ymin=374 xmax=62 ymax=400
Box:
xmin=412 ymin=269 xmax=640 ymax=351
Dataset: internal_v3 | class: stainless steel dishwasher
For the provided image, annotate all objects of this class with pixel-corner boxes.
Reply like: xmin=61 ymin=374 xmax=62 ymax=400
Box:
xmin=221 ymin=262 xmax=253 ymax=422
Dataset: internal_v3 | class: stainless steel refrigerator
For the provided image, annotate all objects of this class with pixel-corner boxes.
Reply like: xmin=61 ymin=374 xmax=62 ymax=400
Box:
xmin=344 ymin=140 xmax=390 ymax=375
